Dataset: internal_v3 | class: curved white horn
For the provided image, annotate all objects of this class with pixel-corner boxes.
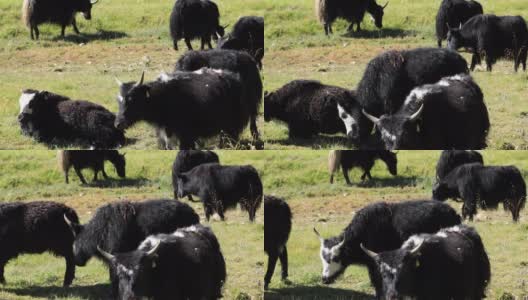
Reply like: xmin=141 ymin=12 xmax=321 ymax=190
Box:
xmin=382 ymin=1 xmax=388 ymax=9
xmin=362 ymin=109 xmax=380 ymax=124
xmin=409 ymin=104 xmax=424 ymax=121
xmin=145 ymin=240 xmax=161 ymax=257
xmin=360 ymin=243 xmax=379 ymax=259
xmin=91 ymin=0 xmax=98 ymax=4
xmin=97 ymin=246 xmax=115 ymax=261
xmin=409 ymin=239 xmax=424 ymax=255
xmin=135 ymin=71 xmax=145 ymax=87
xmin=313 ymin=227 xmax=324 ymax=242
xmin=114 ymin=77 xmax=123 ymax=87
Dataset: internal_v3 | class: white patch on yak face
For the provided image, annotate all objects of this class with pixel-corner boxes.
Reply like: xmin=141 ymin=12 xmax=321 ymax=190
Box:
xmin=117 ymin=264 xmax=134 ymax=277
xmin=158 ymin=72 xmax=172 ymax=82
xmin=138 ymin=236 xmax=162 ymax=251
xmin=381 ymin=128 xmax=397 ymax=142
xmin=337 ymin=104 xmax=356 ymax=135
xmin=381 ymin=262 xmax=397 ymax=275
xmin=19 ymin=92 xmax=36 ymax=114
xmin=320 ymin=243 xmax=344 ymax=279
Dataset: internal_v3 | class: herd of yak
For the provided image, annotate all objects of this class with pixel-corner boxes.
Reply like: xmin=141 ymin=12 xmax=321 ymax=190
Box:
xmin=266 ymin=150 xmax=526 ymax=300
xmin=18 ymin=0 xmax=264 ymax=150
xmin=1 ymin=150 xmax=264 ymax=299
xmin=265 ymin=0 xmax=528 ymax=149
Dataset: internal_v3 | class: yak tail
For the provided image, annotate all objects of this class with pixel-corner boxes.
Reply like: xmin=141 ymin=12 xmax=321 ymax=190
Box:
xmin=21 ymin=0 xmax=31 ymax=28
xmin=328 ymin=150 xmax=341 ymax=184
xmin=57 ymin=150 xmax=70 ymax=174
xmin=315 ymin=0 xmax=327 ymax=24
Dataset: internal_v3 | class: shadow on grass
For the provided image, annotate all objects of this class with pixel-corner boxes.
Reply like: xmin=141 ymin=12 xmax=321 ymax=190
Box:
xmin=52 ymin=30 xmax=127 ymax=43
xmin=343 ymin=28 xmax=416 ymax=39
xmin=352 ymin=175 xmax=419 ymax=188
xmin=5 ymin=283 xmax=111 ymax=300
xmin=84 ymin=176 xmax=150 ymax=188
xmin=267 ymin=135 xmax=355 ymax=149
xmin=266 ymin=285 xmax=374 ymax=300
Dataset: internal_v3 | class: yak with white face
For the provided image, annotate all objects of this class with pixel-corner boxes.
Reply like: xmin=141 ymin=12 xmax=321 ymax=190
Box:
xmin=362 ymin=74 xmax=489 ymax=150
xmin=361 ymin=225 xmax=490 ymax=299
xmin=313 ymin=200 xmax=461 ymax=294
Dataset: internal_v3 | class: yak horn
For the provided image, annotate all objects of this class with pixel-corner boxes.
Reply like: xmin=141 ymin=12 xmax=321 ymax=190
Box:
xmin=97 ymin=246 xmax=115 ymax=261
xmin=382 ymin=1 xmax=389 ymax=9
xmin=145 ymin=240 xmax=161 ymax=257
xmin=114 ymin=77 xmax=123 ymax=87
xmin=136 ymin=71 xmax=145 ymax=86
xmin=360 ymin=243 xmax=379 ymax=259
xmin=313 ymin=227 xmax=324 ymax=242
xmin=409 ymin=239 xmax=424 ymax=255
xmin=362 ymin=109 xmax=380 ymax=124
xmin=63 ymin=214 xmax=77 ymax=237
xmin=409 ymin=104 xmax=424 ymax=121
xmin=91 ymin=0 xmax=98 ymax=4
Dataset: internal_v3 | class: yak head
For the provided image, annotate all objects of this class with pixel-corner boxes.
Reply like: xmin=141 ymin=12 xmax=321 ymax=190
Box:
xmin=336 ymin=98 xmax=364 ymax=142
xmin=263 ymin=91 xmax=277 ymax=122
xmin=17 ymin=89 xmax=40 ymax=126
xmin=215 ymin=24 xmax=228 ymax=40
xmin=107 ymin=151 xmax=126 ymax=178
xmin=114 ymin=72 xmax=150 ymax=131
xmin=446 ymin=24 xmax=464 ymax=51
xmin=176 ymin=172 xmax=195 ymax=198
xmin=360 ymin=238 xmax=424 ymax=300
xmin=362 ymin=105 xmax=423 ymax=150
xmin=97 ymin=241 xmax=160 ymax=300
xmin=379 ymin=151 xmax=398 ymax=176
xmin=77 ymin=0 xmax=99 ymax=20
xmin=63 ymin=214 xmax=92 ymax=266
xmin=369 ymin=2 xmax=388 ymax=28
xmin=314 ymin=228 xmax=348 ymax=284
xmin=432 ymin=181 xmax=450 ymax=201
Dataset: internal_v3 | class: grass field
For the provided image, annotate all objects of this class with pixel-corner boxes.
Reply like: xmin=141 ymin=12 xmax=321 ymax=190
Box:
xmin=263 ymin=0 xmax=528 ymax=150
xmin=0 ymin=150 xmax=267 ymax=300
xmin=0 ymin=0 xmax=265 ymax=149
xmin=264 ymin=150 xmax=528 ymax=299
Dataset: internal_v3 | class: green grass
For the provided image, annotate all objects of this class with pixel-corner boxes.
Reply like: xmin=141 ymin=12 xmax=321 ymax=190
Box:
xmin=0 ymin=0 xmax=265 ymax=149
xmin=263 ymin=0 xmax=528 ymax=149
xmin=264 ymin=150 xmax=528 ymax=299
xmin=0 ymin=150 xmax=266 ymax=300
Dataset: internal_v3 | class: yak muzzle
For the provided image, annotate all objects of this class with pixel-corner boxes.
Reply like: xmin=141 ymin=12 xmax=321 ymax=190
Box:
xmin=82 ymin=12 xmax=92 ymax=20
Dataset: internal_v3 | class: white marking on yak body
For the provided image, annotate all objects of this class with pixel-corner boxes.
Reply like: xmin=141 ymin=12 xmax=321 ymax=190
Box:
xmin=402 ymin=235 xmax=425 ymax=249
xmin=172 ymin=231 xmax=185 ymax=238
xmin=156 ymin=126 xmax=178 ymax=150
xmin=139 ymin=236 xmax=162 ymax=251
xmin=117 ymin=264 xmax=134 ymax=277
xmin=436 ymin=232 xmax=448 ymax=238
xmin=337 ymin=104 xmax=357 ymax=135
xmin=182 ymin=225 xmax=199 ymax=233
xmin=19 ymin=92 xmax=36 ymax=114
xmin=193 ymin=68 xmax=224 ymax=75
xmin=381 ymin=128 xmax=396 ymax=142
xmin=403 ymin=86 xmax=432 ymax=106
xmin=158 ymin=72 xmax=172 ymax=82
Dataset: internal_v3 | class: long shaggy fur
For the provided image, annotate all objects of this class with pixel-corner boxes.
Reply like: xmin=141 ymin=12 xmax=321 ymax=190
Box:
xmin=328 ymin=150 xmax=341 ymax=177
xmin=435 ymin=150 xmax=483 ymax=180
xmin=315 ymin=0 xmax=326 ymax=24
xmin=57 ymin=150 xmax=70 ymax=175
xmin=435 ymin=0 xmax=483 ymax=47
xmin=21 ymin=0 xmax=31 ymax=27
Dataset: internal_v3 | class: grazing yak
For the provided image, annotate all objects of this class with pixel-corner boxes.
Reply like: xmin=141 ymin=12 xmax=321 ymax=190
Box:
xmin=361 ymin=225 xmax=490 ymax=299
xmin=0 ymin=201 xmax=79 ymax=287
xmin=63 ymin=199 xmax=199 ymax=297
xmin=57 ymin=150 xmax=126 ymax=184
xmin=315 ymin=0 xmax=388 ymax=35
xmin=361 ymin=74 xmax=489 ymax=150
xmin=447 ymin=14 xmax=528 ymax=71
xmin=176 ymin=163 xmax=263 ymax=221
xmin=175 ymin=49 xmax=262 ymax=140
xmin=97 ymin=224 xmax=226 ymax=300
xmin=264 ymin=80 xmax=365 ymax=140
xmin=22 ymin=0 xmax=98 ymax=40
xmin=328 ymin=150 xmax=397 ymax=184
xmin=342 ymin=48 xmax=468 ymax=144
xmin=169 ymin=0 xmax=226 ymax=51
xmin=114 ymin=69 xmax=249 ymax=150
xmin=18 ymin=89 xmax=125 ymax=149
xmin=433 ymin=163 xmax=527 ymax=221
xmin=436 ymin=150 xmax=483 ymax=181
xmin=217 ymin=16 xmax=264 ymax=69
xmin=172 ymin=150 xmax=220 ymax=200
xmin=314 ymin=200 xmax=461 ymax=295
xmin=264 ymin=195 xmax=292 ymax=290
xmin=435 ymin=0 xmax=483 ymax=47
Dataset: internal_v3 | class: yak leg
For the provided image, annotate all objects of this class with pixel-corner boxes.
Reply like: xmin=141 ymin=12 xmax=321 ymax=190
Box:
xmin=64 ymin=166 xmax=70 ymax=184
xmin=30 ymin=25 xmax=34 ymax=40
xmin=462 ymin=202 xmax=476 ymax=221
xmin=92 ymin=169 xmax=98 ymax=181
xmin=74 ymin=167 xmax=88 ymax=184
xmin=264 ymin=252 xmax=279 ymax=290
xmin=179 ymin=137 xmax=195 ymax=150
xmin=470 ymin=54 xmax=481 ymax=71
xmin=329 ymin=173 xmax=334 ymax=184
xmin=63 ymin=255 xmax=75 ymax=287
xmin=323 ymin=24 xmax=329 ymax=36
xmin=521 ymin=47 xmax=527 ymax=71
xmin=342 ymin=167 xmax=352 ymax=185
xmin=187 ymin=195 xmax=194 ymax=201
xmin=34 ymin=24 xmax=39 ymax=40
xmin=346 ymin=23 xmax=354 ymax=33
xmin=485 ymin=56 xmax=493 ymax=72
xmin=200 ymin=37 xmax=206 ymax=50
xmin=356 ymin=22 xmax=361 ymax=32
xmin=109 ymin=266 xmax=119 ymax=298
xmin=61 ymin=24 xmax=66 ymax=38
xmin=437 ymin=39 xmax=442 ymax=48
xmin=250 ymin=115 xmax=259 ymax=140
xmin=173 ymin=39 xmax=179 ymax=51
xmin=184 ymin=38 xmax=193 ymax=50
xmin=0 ymin=258 xmax=6 ymax=284
xmin=514 ymin=48 xmax=521 ymax=72
xmin=72 ymin=18 xmax=80 ymax=34
xmin=279 ymin=247 xmax=289 ymax=281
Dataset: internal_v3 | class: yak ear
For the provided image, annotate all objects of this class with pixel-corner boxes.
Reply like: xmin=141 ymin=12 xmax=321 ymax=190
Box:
xmin=254 ymin=48 xmax=264 ymax=62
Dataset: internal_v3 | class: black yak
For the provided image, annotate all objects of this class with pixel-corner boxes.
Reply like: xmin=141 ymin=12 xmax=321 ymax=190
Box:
xmin=176 ymin=163 xmax=263 ymax=222
xmin=361 ymin=74 xmax=489 ymax=149
xmin=0 ymin=201 xmax=79 ymax=286
xmin=18 ymin=89 xmax=125 ymax=149
xmin=315 ymin=0 xmax=388 ymax=35
xmin=57 ymin=150 xmax=126 ymax=184
xmin=435 ymin=0 xmax=483 ymax=47
xmin=175 ymin=49 xmax=262 ymax=140
xmin=97 ymin=224 xmax=226 ymax=300
xmin=217 ymin=16 xmax=264 ymax=69
xmin=314 ymin=200 xmax=461 ymax=295
xmin=64 ymin=199 xmax=200 ymax=297
xmin=361 ymin=225 xmax=490 ymax=299
xmin=22 ymin=0 xmax=99 ymax=40
xmin=328 ymin=150 xmax=397 ymax=184
xmin=114 ymin=69 xmax=249 ymax=150
xmin=264 ymin=195 xmax=292 ymax=290
xmin=447 ymin=14 xmax=528 ymax=71
xmin=264 ymin=80 xmax=365 ymax=140
xmin=433 ymin=163 xmax=526 ymax=221
xmin=172 ymin=150 xmax=219 ymax=200
xmin=435 ymin=150 xmax=483 ymax=181
xmin=169 ymin=0 xmax=226 ymax=51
